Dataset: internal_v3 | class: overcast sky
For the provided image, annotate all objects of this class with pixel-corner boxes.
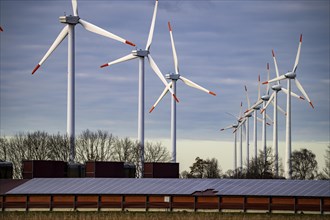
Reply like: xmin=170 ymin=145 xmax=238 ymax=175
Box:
xmin=1 ymin=0 xmax=329 ymax=172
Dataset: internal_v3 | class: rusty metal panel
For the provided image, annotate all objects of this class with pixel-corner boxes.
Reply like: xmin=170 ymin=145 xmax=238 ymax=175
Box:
xmin=85 ymin=161 xmax=124 ymax=178
xmin=144 ymin=162 xmax=179 ymax=178
xmin=22 ymin=160 xmax=67 ymax=178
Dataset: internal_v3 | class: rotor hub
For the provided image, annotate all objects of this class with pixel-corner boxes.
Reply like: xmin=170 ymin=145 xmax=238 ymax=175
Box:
xmin=59 ymin=15 xmax=80 ymax=25
xmin=132 ymin=49 xmax=149 ymax=57
xmin=166 ymin=73 xmax=180 ymax=80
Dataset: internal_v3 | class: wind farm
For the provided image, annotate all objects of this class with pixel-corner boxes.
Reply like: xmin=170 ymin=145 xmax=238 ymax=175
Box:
xmin=0 ymin=0 xmax=329 ymax=216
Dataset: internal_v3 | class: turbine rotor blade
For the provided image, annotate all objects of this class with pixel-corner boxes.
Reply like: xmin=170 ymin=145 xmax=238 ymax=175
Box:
xmin=147 ymin=54 xmax=179 ymax=102
xmin=272 ymin=49 xmax=281 ymax=85
xmin=72 ymin=0 xmax=78 ymax=16
xmin=32 ymin=26 xmax=69 ymax=74
xmin=293 ymin=34 xmax=302 ymax=73
xmin=247 ymin=99 xmax=263 ymax=113
xmin=179 ymin=76 xmax=216 ymax=96
xmin=275 ymin=102 xmax=286 ymax=115
xmin=145 ymin=0 xmax=158 ymax=51
xmin=221 ymin=125 xmax=235 ymax=131
xmin=294 ymin=78 xmax=314 ymax=108
xmin=266 ymin=63 xmax=270 ymax=94
xmin=79 ymin=19 xmax=135 ymax=46
xmin=168 ymin=21 xmax=179 ymax=74
xmin=266 ymin=113 xmax=273 ymax=124
xmin=149 ymin=81 xmax=172 ymax=113
xmin=100 ymin=53 xmax=137 ymax=68
xmin=244 ymin=85 xmax=250 ymax=108
xmin=263 ymin=74 xmax=286 ymax=84
xmin=262 ymin=92 xmax=275 ymax=112
xmin=281 ymin=88 xmax=305 ymax=100
xmin=258 ymin=74 xmax=261 ymax=100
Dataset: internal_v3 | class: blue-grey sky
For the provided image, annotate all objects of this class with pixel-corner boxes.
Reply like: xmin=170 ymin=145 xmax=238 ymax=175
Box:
xmin=1 ymin=0 xmax=329 ymax=172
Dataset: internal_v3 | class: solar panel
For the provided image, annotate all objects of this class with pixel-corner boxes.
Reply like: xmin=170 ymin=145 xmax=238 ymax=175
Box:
xmin=5 ymin=178 xmax=330 ymax=197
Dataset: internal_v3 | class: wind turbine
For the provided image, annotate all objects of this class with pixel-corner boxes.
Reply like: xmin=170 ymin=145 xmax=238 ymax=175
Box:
xmin=261 ymin=49 xmax=304 ymax=177
xmin=221 ymin=124 xmax=238 ymax=174
xmin=263 ymin=34 xmax=314 ymax=179
xmin=100 ymin=0 xmax=177 ymax=177
xmin=229 ymin=102 xmax=245 ymax=170
xmin=31 ymin=0 xmax=135 ymax=163
xmin=149 ymin=21 xmax=216 ymax=163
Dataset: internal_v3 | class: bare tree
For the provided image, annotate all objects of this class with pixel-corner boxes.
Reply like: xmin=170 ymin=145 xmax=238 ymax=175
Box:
xmin=321 ymin=145 xmax=330 ymax=179
xmin=112 ymin=137 xmax=136 ymax=162
xmin=48 ymin=133 xmax=69 ymax=161
xmin=291 ymin=148 xmax=318 ymax=180
xmin=144 ymin=141 xmax=170 ymax=162
xmin=76 ymin=130 xmax=115 ymax=162
xmin=0 ymin=136 xmax=8 ymax=161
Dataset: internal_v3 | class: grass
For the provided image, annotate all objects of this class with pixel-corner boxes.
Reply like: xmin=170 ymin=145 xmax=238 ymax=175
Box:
xmin=1 ymin=212 xmax=329 ymax=220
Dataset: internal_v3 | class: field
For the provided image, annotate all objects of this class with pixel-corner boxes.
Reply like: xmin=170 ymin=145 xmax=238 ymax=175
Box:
xmin=1 ymin=212 xmax=329 ymax=220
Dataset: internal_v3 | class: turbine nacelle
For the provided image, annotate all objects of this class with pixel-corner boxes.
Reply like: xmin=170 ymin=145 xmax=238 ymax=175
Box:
xmin=271 ymin=84 xmax=282 ymax=91
xmin=244 ymin=112 xmax=252 ymax=117
xmin=253 ymin=105 xmax=261 ymax=110
xmin=132 ymin=49 xmax=149 ymax=57
xmin=59 ymin=15 xmax=80 ymax=24
xmin=261 ymin=95 xmax=270 ymax=101
xmin=166 ymin=73 xmax=180 ymax=80
xmin=284 ymin=71 xmax=296 ymax=79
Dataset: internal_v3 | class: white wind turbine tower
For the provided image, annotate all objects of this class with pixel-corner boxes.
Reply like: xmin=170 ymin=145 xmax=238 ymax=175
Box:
xmin=230 ymin=102 xmax=245 ymax=170
xmin=261 ymin=50 xmax=304 ymax=177
xmin=31 ymin=0 xmax=135 ymax=163
xmin=149 ymin=21 xmax=216 ymax=163
xmin=100 ymin=0 xmax=177 ymax=177
xmin=220 ymin=123 xmax=238 ymax=173
xmin=263 ymin=34 xmax=314 ymax=179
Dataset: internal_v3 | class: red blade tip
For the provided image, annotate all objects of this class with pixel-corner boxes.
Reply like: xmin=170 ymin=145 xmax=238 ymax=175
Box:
xmin=0 ymin=26 xmax=3 ymax=32
xmin=168 ymin=22 xmax=172 ymax=32
xmin=258 ymin=75 xmax=260 ymax=81
xmin=272 ymin=49 xmax=275 ymax=57
xmin=260 ymin=109 xmax=265 ymax=114
xmin=262 ymin=81 xmax=268 ymax=85
xmin=300 ymin=34 xmax=302 ymax=43
xmin=173 ymin=94 xmax=179 ymax=103
xmin=309 ymin=102 xmax=314 ymax=109
xmin=299 ymin=96 xmax=305 ymax=100
xmin=125 ymin=40 xmax=136 ymax=47
xmin=149 ymin=106 xmax=155 ymax=113
xmin=100 ymin=63 xmax=109 ymax=68
xmin=267 ymin=63 xmax=269 ymax=70
xmin=220 ymin=129 xmax=224 ymax=131
xmin=32 ymin=64 xmax=40 ymax=75
xmin=209 ymin=91 xmax=216 ymax=96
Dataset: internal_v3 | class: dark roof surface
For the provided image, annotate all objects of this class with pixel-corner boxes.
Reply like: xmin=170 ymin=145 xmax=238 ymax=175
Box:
xmin=0 ymin=179 xmax=29 ymax=195
xmin=4 ymin=178 xmax=330 ymax=197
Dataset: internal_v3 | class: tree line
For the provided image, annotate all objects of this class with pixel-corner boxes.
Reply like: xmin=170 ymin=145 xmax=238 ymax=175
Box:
xmin=1 ymin=130 xmax=329 ymax=180
xmin=0 ymin=130 xmax=171 ymax=178
xmin=181 ymin=146 xmax=330 ymax=180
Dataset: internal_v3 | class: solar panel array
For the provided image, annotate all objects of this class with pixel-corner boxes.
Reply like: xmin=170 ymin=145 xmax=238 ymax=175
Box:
xmin=6 ymin=178 xmax=330 ymax=197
